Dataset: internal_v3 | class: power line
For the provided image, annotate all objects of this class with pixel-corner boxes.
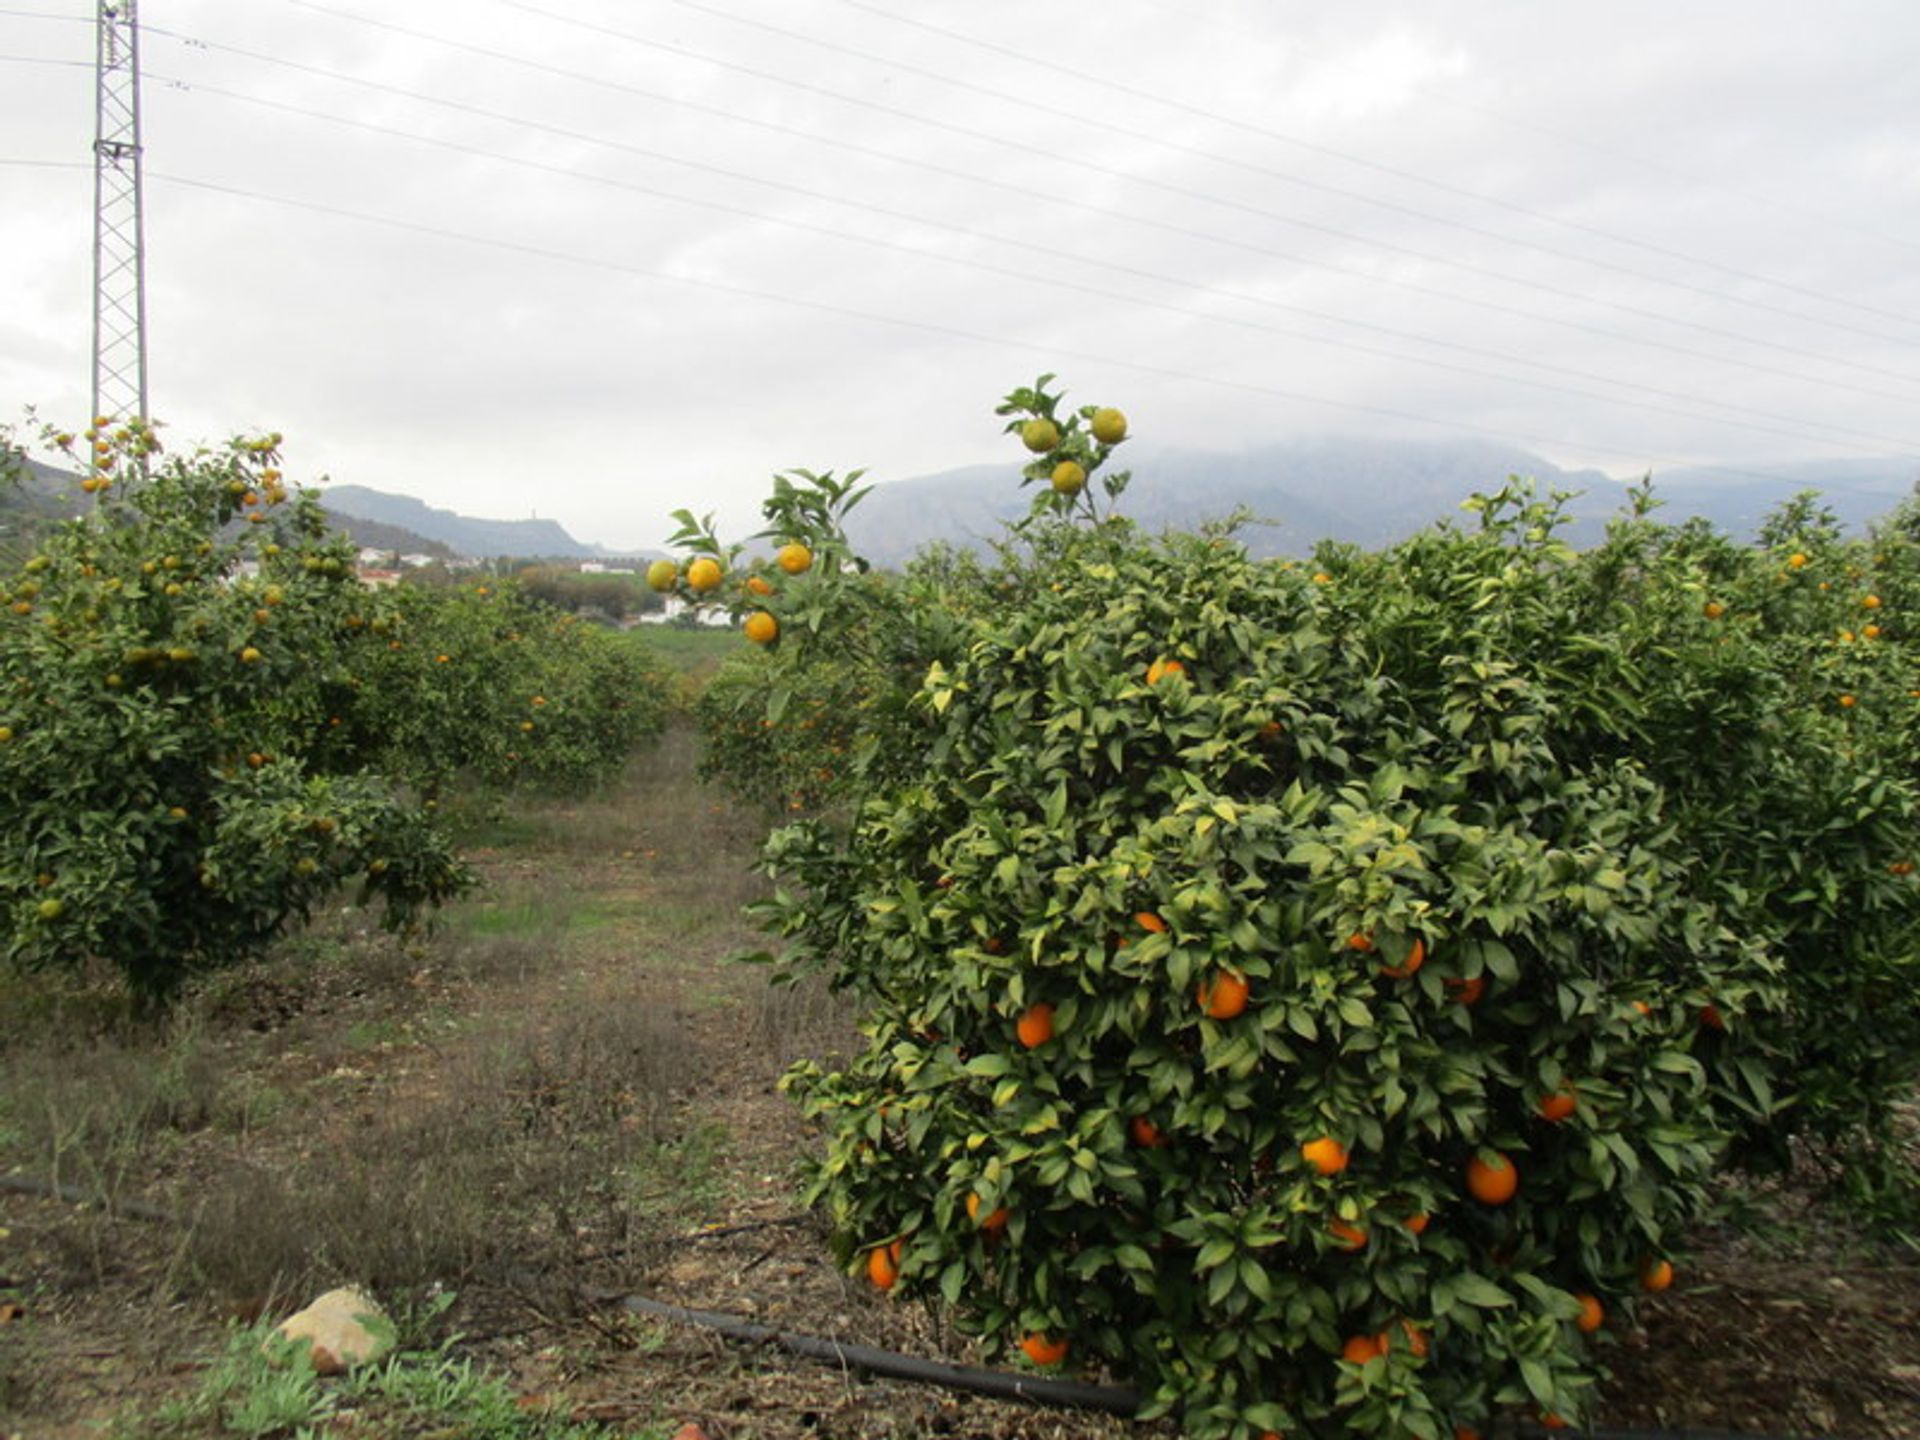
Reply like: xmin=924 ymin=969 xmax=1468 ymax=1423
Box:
xmin=1128 ymin=0 xmax=1920 ymax=262
xmin=475 ymin=0 xmax=1920 ymax=368
xmin=143 ymin=168 xmax=1901 ymax=489
xmin=152 ymin=70 xmax=1920 ymax=457
xmin=683 ymin=0 xmax=1920 ymax=339
xmin=161 ymin=19 xmax=1920 ymax=410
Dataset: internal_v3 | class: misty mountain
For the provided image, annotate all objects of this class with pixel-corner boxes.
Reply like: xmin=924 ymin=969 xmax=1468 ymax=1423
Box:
xmin=843 ymin=440 xmax=1919 ymax=567
xmin=319 ymin=484 xmax=595 ymax=560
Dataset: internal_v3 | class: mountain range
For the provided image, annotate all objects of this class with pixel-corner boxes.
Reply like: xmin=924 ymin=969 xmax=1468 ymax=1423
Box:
xmin=838 ymin=440 xmax=1919 ymax=567
xmin=11 ymin=440 xmax=1917 ymax=565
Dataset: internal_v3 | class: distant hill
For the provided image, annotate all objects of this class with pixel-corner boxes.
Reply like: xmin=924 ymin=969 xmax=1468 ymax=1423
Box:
xmin=319 ymin=510 xmax=456 ymax=561
xmin=320 ymin=484 xmax=594 ymax=560
xmin=843 ymin=440 xmax=1920 ymax=566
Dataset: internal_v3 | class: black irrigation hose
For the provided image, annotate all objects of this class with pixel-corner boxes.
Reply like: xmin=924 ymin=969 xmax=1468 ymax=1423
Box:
xmin=618 ymin=1294 xmax=1141 ymax=1415
xmin=615 ymin=1294 xmax=1869 ymax=1440
xmin=0 ymin=1172 xmax=181 ymax=1224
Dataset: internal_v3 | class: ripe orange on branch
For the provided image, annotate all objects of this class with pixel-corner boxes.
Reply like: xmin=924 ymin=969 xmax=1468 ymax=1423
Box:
xmin=1300 ymin=1137 xmax=1349 ymax=1175
xmin=966 ymin=1192 xmax=1010 ymax=1232
xmin=1465 ymin=1152 xmax=1518 ymax=1205
xmin=1019 ymin=1333 xmax=1069 ymax=1367
xmin=1196 ymin=971 xmax=1249 ymax=1019
xmin=1016 ymin=1001 xmax=1055 ymax=1048
xmin=1379 ymin=936 xmax=1426 ymax=979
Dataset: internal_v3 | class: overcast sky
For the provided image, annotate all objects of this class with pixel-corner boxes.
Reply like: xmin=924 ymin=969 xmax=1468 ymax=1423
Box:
xmin=4 ymin=0 xmax=1919 ymax=550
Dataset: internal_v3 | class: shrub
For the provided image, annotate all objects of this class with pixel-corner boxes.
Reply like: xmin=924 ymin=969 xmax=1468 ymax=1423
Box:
xmin=739 ymin=384 xmax=1919 ymax=1437
xmin=343 ymin=580 xmax=670 ymax=796
xmin=0 ymin=422 xmax=467 ymax=1004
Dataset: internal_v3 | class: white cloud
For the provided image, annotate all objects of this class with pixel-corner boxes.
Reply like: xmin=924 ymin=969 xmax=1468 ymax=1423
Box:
xmin=4 ymin=0 xmax=1918 ymax=550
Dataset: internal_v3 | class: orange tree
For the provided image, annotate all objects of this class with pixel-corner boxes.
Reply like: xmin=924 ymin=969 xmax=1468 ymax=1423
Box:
xmin=0 ymin=421 xmax=468 ymax=1005
xmin=729 ymin=385 xmax=1919 ymax=1437
xmin=684 ymin=382 xmax=1135 ymax=812
xmin=669 ymin=468 xmax=972 ymax=812
xmin=340 ymin=578 xmax=670 ymax=797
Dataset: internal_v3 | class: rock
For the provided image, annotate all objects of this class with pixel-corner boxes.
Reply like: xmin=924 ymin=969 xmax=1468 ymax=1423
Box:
xmin=268 ymin=1286 xmax=392 ymax=1375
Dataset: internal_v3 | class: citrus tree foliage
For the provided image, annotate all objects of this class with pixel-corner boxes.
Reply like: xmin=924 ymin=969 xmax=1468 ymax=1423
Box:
xmin=712 ymin=384 xmax=1919 ymax=1437
xmin=0 ymin=422 xmax=469 ymax=1003
xmin=343 ymin=579 xmax=671 ymax=797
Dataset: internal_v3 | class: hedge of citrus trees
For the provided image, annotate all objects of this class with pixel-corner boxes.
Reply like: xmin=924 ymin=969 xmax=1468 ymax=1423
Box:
xmin=341 ymin=579 xmax=670 ymax=797
xmin=1 ymin=420 xmax=667 ymax=1004
xmin=670 ymin=381 xmax=1920 ymax=1438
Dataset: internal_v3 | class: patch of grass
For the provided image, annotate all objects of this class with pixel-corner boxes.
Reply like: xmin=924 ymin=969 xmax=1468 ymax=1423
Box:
xmin=751 ymin=970 xmax=859 ymax=1069
xmin=635 ymin=625 xmax=736 ymax=688
xmin=182 ymin=982 xmax=699 ymax=1305
xmin=626 ymin=1122 xmax=732 ymax=1226
xmin=113 ymin=1314 xmax=666 ymax=1439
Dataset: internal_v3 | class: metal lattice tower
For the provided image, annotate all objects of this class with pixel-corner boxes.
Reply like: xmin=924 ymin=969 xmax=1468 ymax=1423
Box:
xmin=91 ymin=0 xmax=148 ymax=442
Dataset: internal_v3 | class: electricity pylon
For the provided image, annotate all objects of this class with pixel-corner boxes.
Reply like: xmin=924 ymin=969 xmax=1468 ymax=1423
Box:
xmin=91 ymin=0 xmax=148 ymax=450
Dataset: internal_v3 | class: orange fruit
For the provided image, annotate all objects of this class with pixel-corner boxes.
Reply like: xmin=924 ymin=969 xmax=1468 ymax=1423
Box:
xmin=1465 ymin=1152 xmax=1518 ymax=1205
xmin=1839 ymin=693 xmax=1856 ymax=708
xmin=1129 ymin=1115 xmax=1167 ymax=1148
xmin=1863 ymin=593 xmax=1882 ymax=608
xmin=1630 ymin=999 xmax=1653 ymax=1018
xmin=746 ymin=574 xmax=774 ymax=597
xmin=1145 ymin=657 xmax=1187 ymax=686
xmin=1016 ymin=1001 xmax=1055 ymax=1049
xmin=1020 ymin=419 xmax=1061 ymax=453
xmin=1703 ymin=600 xmax=1725 ymax=619
xmin=1574 ymin=1292 xmax=1604 ymax=1333
xmin=1300 ymin=1137 xmax=1349 ymax=1175
xmin=1345 ymin=932 xmax=1375 ymax=953
xmin=1864 ymin=623 xmax=1882 ymax=639
xmin=776 ymin=542 xmax=813 ymax=575
xmin=1340 ymin=1333 xmax=1382 ymax=1365
xmin=1328 ymin=1219 xmax=1368 ymax=1251
xmin=1788 ymin=552 xmax=1808 ymax=568
xmin=686 ymin=557 xmax=724 ymax=593
xmin=1890 ymin=861 xmax=1915 ymax=876
xmin=966 ymin=1192 xmax=1009 ymax=1232
xmin=867 ymin=1241 xmax=901 ymax=1291
xmin=1539 ymin=1416 xmax=1569 ymax=1432
xmin=1538 ymin=1088 xmax=1577 ymax=1123
xmin=645 ymin=559 xmax=677 ymax=591
xmin=1379 ymin=936 xmax=1425 ymax=979
xmin=1134 ymin=910 xmax=1168 ymax=934
xmin=1446 ymin=975 xmax=1485 ymax=1005
xmin=744 ymin=610 xmax=779 ymax=645
xmin=1640 ymin=1258 xmax=1674 ymax=1292
xmin=1090 ymin=407 xmax=1128 ymax=445
xmin=1455 ymin=1428 xmax=1483 ymax=1440
xmin=1196 ymin=971 xmax=1249 ymax=1020
xmin=1379 ymin=1319 xmax=1429 ymax=1359
xmin=1699 ymin=1003 xmax=1726 ymax=1031
xmin=239 ymin=647 xmax=262 ymax=664
xmin=1403 ymin=1212 xmax=1430 ymax=1236
xmin=1051 ymin=460 xmax=1087 ymax=496
xmin=1019 ymin=1332 xmax=1068 ymax=1367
